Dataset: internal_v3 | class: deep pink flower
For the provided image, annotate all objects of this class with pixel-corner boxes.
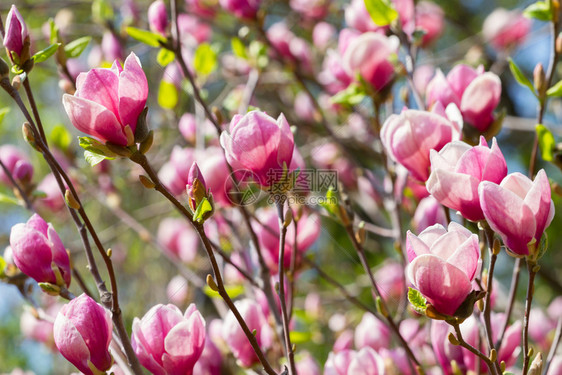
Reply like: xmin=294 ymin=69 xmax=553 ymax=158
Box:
xmin=381 ymin=109 xmax=461 ymax=181
xmin=220 ymin=110 xmax=294 ymax=188
xmin=148 ymin=0 xmax=168 ymax=35
xmin=177 ymin=14 xmax=213 ymax=46
xmin=185 ymin=0 xmax=218 ymax=18
xmin=63 ymin=53 xmax=148 ymax=146
xmin=158 ymin=146 xmax=195 ymax=196
xmin=157 ymin=217 xmax=199 ymax=263
xmin=290 ymin=0 xmax=329 ymax=19
xmin=479 ymin=169 xmax=554 ymax=256
xmin=222 ymin=299 xmax=273 ymax=367
xmin=53 ymin=294 xmax=113 ymax=375
xmin=430 ymin=320 xmax=465 ymax=375
xmin=10 ymin=214 xmax=71 ymax=288
xmin=483 ymin=8 xmax=531 ymax=50
xmin=426 ymin=64 xmax=501 ymax=132
xmin=324 ymin=348 xmax=385 ymax=375
xmin=0 ymin=145 xmax=33 ymax=186
xmin=415 ymin=1 xmax=444 ymax=47
xmin=342 ymin=32 xmax=398 ymax=91
xmin=407 ymin=222 xmax=480 ymax=315
xmin=3 ymin=5 xmax=29 ymax=64
xmin=219 ymin=0 xmax=261 ymax=19
xmin=413 ymin=196 xmax=447 ymax=233
xmin=354 ymin=313 xmax=391 ymax=351
xmin=132 ymin=304 xmax=206 ymax=375
xmin=267 ymin=23 xmax=312 ymax=70
xmin=101 ymin=31 xmax=123 ymax=62
xmin=193 ymin=337 xmax=222 ymax=375
xmin=426 ymin=137 xmax=508 ymax=222
xmin=196 ymin=147 xmax=233 ymax=207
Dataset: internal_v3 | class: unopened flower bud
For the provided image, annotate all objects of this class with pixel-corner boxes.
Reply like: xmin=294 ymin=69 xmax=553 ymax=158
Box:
xmin=186 ymin=162 xmax=208 ymax=212
xmin=534 ymin=63 xmax=546 ymax=96
xmin=3 ymin=5 xmax=31 ymax=66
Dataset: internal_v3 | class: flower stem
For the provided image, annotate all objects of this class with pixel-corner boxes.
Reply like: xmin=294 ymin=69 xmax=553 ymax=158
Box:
xmin=522 ymin=260 xmax=538 ymax=375
xmin=452 ymin=322 xmax=499 ymax=375
xmin=275 ymin=199 xmax=297 ymax=375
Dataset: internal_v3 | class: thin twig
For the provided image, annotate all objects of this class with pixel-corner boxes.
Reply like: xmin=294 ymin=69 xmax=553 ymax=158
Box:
xmin=496 ymin=257 xmax=521 ymax=348
xmin=452 ymin=322 xmax=499 ymax=375
xmin=522 ymin=260 xmax=538 ymax=375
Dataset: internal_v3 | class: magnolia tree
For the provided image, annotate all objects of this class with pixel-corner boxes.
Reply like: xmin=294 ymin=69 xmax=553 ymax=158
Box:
xmin=1 ymin=0 xmax=562 ymax=374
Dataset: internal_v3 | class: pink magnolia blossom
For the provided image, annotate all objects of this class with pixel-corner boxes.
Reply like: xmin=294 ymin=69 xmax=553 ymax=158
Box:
xmin=157 ymin=217 xmax=199 ymax=263
xmin=101 ymin=31 xmax=123 ymax=62
xmin=426 ymin=64 xmax=501 ymax=132
xmin=193 ymin=337 xmax=222 ymax=375
xmin=3 ymin=5 xmax=29 ymax=64
xmin=313 ymin=22 xmax=336 ymax=49
xmin=479 ymin=169 xmax=554 ymax=256
xmin=344 ymin=0 xmax=413 ymax=34
xmin=483 ymin=8 xmax=531 ymax=50
xmin=158 ymin=147 xmax=195 ymax=196
xmin=220 ymin=110 xmax=294 ymax=188
xmin=413 ymin=196 xmax=447 ymax=233
xmin=430 ymin=320 xmax=466 ymax=375
xmin=254 ymin=207 xmax=320 ymax=272
xmin=290 ymin=0 xmax=329 ymax=19
xmin=53 ymin=294 xmax=113 ymax=375
xmin=62 ymin=53 xmax=148 ymax=146
xmin=381 ymin=109 xmax=461 ymax=181
xmin=415 ymin=1 xmax=444 ymax=47
xmin=267 ymin=23 xmax=312 ymax=71
xmin=426 ymin=137 xmax=508 ymax=222
xmin=222 ymin=299 xmax=273 ymax=367
xmin=296 ymin=352 xmax=321 ymax=375
xmin=0 ymin=145 xmax=33 ymax=186
xmin=132 ymin=304 xmax=206 ymax=375
xmin=374 ymin=260 xmax=406 ymax=304
xmin=20 ymin=303 xmax=62 ymax=348
xmin=10 ymin=214 xmax=71 ymax=288
xmin=36 ymin=173 xmax=66 ymax=212
xmin=459 ymin=313 xmax=521 ymax=372
xmin=177 ymin=14 xmax=212 ymax=46
xmin=196 ymin=147 xmax=233 ymax=207
xmin=407 ymin=222 xmax=480 ymax=315
xmin=166 ymin=275 xmax=189 ymax=306
xmin=219 ymin=0 xmax=261 ymax=19
xmin=354 ymin=313 xmax=391 ymax=351
xmin=342 ymin=32 xmax=398 ymax=91
xmin=324 ymin=348 xmax=385 ymax=375
xmin=185 ymin=0 xmax=218 ymax=18
xmin=148 ymin=0 xmax=168 ymax=35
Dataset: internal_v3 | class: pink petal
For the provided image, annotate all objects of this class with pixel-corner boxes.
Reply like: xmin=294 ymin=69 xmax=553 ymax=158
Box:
xmin=524 ymin=169 xmax=553 ymax=241
xmin=479 ymin=181 xmax=536 ymax=255
xmin=446 ymin=64 xmax=479 ymax=99
xmin=118 ymin=52 xmax=148 ymax=131
xmin=54 ymin=313 xmax=91 ymax=374
xmin=409 ymin=254 xmax=473 ymax=315
xmin=63 ymin=95 xmax=127 ymax=146
xmin=446 ymin=234 xmax=480 ymax=280
xmin=406 ymin=231 xmax=431 ymax=262
xmin=460 ymin=73 xmax=501 ymax=131
xmin=76 ymin=68 xmax=120 ymax=120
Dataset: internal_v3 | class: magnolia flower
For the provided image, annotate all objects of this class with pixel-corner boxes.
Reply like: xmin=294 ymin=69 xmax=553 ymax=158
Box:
xmin=62 ymin=53 xmax=148 ymax=146
xmin=407 ymin=222 xmax=480 ymax=315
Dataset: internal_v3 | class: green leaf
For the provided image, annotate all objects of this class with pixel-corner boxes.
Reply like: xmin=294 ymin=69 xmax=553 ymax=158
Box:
xmin=407 ymin=287 xmax=427 ymax=314
xmin=84 ymin=150 xmax=112 ymax=166
xmin=319 ymin=186 xmax=340 ymax=218
xmin=547 ymin=80 xmax=562 ymax=97
xmin=64 ymin=37 xmax=92 ymax=58
xmin=523 ymin=1 xmax=552 ymax=21
xmin=158 ymin=80 xmax=178 ymax=109
xmin=290 ymin=331 xmax=312 ymax=344
xmin=194 ymin=43 xmax=217 ymax=76
xmin=0 ymin=107 xmax=10 ymax=125
xmin=126 ymin=27 xmax=166 ymax=48
xmin=32 ymin=43 xmax=61 ymax=63
xmin=536 ymin=124 xmax=556 ymax=161
xmin=92 ymin=0 xmax=114 ymax=23
xmin=231 ymin=37 xmax=247 ymax=59
xmin=157 ymin=48 xmax=175 ymax=67
xmin=508 ymin=58 xmax=537 ymax=96
xmin=203 ymin=284 xmax=244 ymax=298
xmin=0 ymin=256 xmax=6 ymax=278
xmin=193 ymin=197 xmax=213 ymax=223
xmin=78 ymin=136 xmax=118 ymax=158
xmin=363 ymin=0 xmax=398 ymax=26
xmin=48 ymin=18 xmax=58 ymax=45
xmin=0 ymin=193 xmax=19 ymax=206
xmin=331 ymin=84 xmax=366 ymax=106
xmin=50 ymin=124 xmax=72 ymax=151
